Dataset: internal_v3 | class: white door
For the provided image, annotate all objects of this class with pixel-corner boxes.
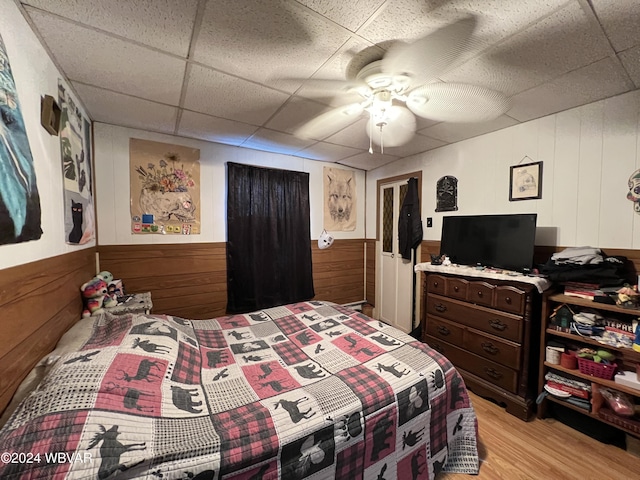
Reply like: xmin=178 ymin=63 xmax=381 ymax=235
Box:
xmin=377 ymin=181 xmax=414 ymax=333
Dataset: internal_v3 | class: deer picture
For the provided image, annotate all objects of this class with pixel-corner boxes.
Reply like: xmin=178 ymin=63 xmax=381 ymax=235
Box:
xmin=87 ymin=425 xmax=146 ymax=479
xmin=274 ymin=397 xmax=315 ymax=423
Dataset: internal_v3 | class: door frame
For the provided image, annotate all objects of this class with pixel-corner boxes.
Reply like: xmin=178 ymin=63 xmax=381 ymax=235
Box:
xmin=374 ymin=171 xmax=423 ymax=328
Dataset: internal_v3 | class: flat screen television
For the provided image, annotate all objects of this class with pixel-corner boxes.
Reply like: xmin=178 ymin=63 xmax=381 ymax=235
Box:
xmin=439 ymin=213 xmax=537 ymax=272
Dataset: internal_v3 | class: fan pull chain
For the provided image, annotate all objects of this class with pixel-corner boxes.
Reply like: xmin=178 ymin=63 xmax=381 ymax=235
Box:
xmin=379 ymin=124 xmax=384 ymax=154
xmin=368 ymin=121 xmax=373 ymax=154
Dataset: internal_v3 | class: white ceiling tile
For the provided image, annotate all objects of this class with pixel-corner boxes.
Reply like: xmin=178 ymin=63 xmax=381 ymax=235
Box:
xmin=619 ymin=46 xmax=640 ymax=88
xmin=339 ymin=151 xmax=399 ymax=171
xmin=22 ymin=0 xmax=198 ymax=56
xmin=296 ymin=141 xmax=363 ymax=161
xmin=442 ymin=2 xmax=612 ymax=96
xmin=265 ymin=97 xmax=334 ymax=134
xmin=184 ymin=65 xmax=290 ymax=125
xmin=240 ymin=129 xmax=316 ymax=156
xmin=506 ymin=57 xmax=633 ymax=122
xmin=591 ymin=0 xmax=640 ymax=53
xmin=72 ymin=83 xmax=177 ymax=133
xmin=324 ymin=118 xmax=370 ymax=149
xmin=296 ymin=0 xmax=387 ymax=32
xmin=380 ymin=134 xmax=447 ymax=157
xmin=26 ymin=8 xmax=186 ymax=104
xmin=192 ymin=0 xmax=351 ymax=93
xmin=420 ymin=115 xmax=519 ymax=143
xmin=177 ymin=111 xmax=259 ymax=146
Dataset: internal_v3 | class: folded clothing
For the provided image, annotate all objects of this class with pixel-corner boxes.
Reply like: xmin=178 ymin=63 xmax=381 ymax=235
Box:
xmin=551 ymin=247 xmax=603 ymax=265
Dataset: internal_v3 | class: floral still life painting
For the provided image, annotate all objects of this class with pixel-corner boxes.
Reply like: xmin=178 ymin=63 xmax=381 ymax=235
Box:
xmin=0 ymin=31 xmax=42 ymax=245
xmin=130 ymin=138 xmax=201 ymax=234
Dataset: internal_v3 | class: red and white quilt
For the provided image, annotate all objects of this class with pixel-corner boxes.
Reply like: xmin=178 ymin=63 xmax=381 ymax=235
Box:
xmin=0 ymin=301 xmax=479 ymax=479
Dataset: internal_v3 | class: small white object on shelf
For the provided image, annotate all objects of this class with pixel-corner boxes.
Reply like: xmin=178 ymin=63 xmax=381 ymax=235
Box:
xmin=614 ymin=370 xmax=640 ymax=392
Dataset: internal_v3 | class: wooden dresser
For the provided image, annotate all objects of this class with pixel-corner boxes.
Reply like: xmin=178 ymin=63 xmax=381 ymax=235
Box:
xmin=421 ymin=270 xmax=542 ymax=420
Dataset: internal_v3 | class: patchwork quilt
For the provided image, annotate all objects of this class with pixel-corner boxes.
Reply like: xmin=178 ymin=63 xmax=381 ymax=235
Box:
xmin=0 ymin=301 xmax=479 ymax=479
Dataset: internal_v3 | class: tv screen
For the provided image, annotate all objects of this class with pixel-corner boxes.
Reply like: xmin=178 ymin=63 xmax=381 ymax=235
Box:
xmin=439 ymin=214 xmax=537 ymax=272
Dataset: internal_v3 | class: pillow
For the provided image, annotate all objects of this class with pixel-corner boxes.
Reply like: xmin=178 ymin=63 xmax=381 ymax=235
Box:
xmin=0 ymin=316 xmax=95 ymax=427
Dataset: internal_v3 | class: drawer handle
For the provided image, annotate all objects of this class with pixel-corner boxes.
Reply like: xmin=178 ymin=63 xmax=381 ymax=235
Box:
xmin=489 ymin=319 xmax=507 ymax=331
xmin=433 ymin=281 xmax=439 ymax=288
xmin=437 ymin=325 xmax=451 ymax=336
xmin=505 ymin=296 xmax=512 ymax=304
xmin=481 ymin=342 xmax=499 ymax=355
xmin=454 ymin=286 xmax=459 ymax=292
xmin=476 ymin=291 xmax=483 ymax=297
xmin=484 ymin=368 xmax=503 ymax=379
xmin=432 ymin=343 xmax=444 ymax=354
xmin=435 ymin=303 xmax=447 ymax=313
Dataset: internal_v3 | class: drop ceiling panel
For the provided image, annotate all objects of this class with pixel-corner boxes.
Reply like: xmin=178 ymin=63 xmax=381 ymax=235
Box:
xmin=339 ymin=151 xmax=399 ymax=171
xmin=184 ymin=65 xmax=290 ymax=125
xmin=296 ymin=0 xmax=387 ymax=32
xmin=240 ymin=129 xmax=316 ymax=156
xmin=72 ymin=83 xmax=178 ymax=133
xmin=265 ymin=97 xmax=334 ymax=134
xmin=506 ymin=57 xmax=633 ymax=122
xmin=324 ymin=119 xmax=370 ymax=149
xmin=420 ymin=115 xmax=519 ymax=143
xmin=23 ymin=0 xmax=198 ymax=56
xmin=192 ymin=0 xmax=352 ymax=93
xmin=296 ymin=141 xmax=362 ymax=161
xmin=177 ymin=110 xmax=259 ymax=147
xmin=620 ymin=46 xmax=640 ymax=88
xmin=26 ymin=8 xmax=186 ymax=104
xmin=442 ymin=2 xmax=613 ymax=96
xmin=591 ymin=0 xmax=640 ymax=53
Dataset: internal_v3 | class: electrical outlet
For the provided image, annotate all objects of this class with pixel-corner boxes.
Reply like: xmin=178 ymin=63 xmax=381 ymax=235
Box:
xmin=427 ymin=217 xmax=433 ymax=227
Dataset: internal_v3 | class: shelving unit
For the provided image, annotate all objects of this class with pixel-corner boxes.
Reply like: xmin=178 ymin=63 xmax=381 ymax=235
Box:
xmin=537 ymin=291 xmax=640 ymax=439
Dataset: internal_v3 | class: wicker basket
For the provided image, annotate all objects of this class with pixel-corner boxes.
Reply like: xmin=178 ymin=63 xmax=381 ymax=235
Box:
xmin=577 ymin=357 xmax=617 ymax=380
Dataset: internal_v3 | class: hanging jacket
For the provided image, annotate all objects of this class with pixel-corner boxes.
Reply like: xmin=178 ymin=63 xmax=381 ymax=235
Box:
xmin=399 ymin=177 xmax=423 ymax=260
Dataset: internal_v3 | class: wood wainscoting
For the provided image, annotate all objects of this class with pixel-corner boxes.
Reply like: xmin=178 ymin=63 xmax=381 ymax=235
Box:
xmin=98 ymin=239 xmax=365 ymax=320
xmin=365 ymin=239 xmax=375 ymax=306
xmin=0 ymin=248 xmax=96 ymax=414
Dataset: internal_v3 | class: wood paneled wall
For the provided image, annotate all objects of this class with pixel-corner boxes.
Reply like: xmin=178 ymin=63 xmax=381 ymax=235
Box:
xmin=98 ymin=239 xmax=365 ymax=319
xmin=0 ymin=248 xmax=96 ymax=414
xmin=98 ymin=243 xmax=228 ymax=319
xmin=312 ymin=239 xmax=364 ymax=305
xmin=365 ymin=239 xmax=375 ymax=306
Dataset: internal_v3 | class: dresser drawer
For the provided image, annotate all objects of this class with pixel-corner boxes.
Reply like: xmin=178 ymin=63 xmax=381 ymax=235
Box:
xmin=426 ymin=315 xmax=464 ymax=346
xmin=462 ymin=328 xmax=521 ymax=369
xmin=467 ymin=281 xmax=494 ymax=307
xmin=427 ymin=295 xmax=523 ymax=342
xmin=424 ymin=335 xmax=518 ymax=393
xmin=495 ymin=285 xmax=526 ymax=315
xmin=427 ymin=274 xmax=446 ymax=295
xmin=445 ymin=277 xmax=468 ymax=301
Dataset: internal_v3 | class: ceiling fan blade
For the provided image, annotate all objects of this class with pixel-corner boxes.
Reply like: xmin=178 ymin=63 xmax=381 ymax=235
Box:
xmin=382 ymin=16 xmax=477 ymax=86
xmin=366 ymin=106 xmax=416 ymax=147
xmin=407 ymin=83 xmax=510 ymax=123
xmin=295 ymin=103 xmax=364 ymax=140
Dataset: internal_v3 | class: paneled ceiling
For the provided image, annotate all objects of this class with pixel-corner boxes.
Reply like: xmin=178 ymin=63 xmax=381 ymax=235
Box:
xmin=18 ymin=0 xmax=640 ymax=170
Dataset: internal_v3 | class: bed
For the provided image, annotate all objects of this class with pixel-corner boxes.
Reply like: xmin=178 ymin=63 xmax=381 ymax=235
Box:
xmin=0 ymin=301 xmax=479 ymax=479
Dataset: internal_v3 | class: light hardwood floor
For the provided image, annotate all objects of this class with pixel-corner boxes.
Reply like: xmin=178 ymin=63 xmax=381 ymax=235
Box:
xmin=438 ymin=392 xmax=640 ymax=480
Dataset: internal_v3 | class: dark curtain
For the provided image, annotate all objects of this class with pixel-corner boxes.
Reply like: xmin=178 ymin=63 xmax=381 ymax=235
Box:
xmin=226 ymin=162 xmax=314 ymax=313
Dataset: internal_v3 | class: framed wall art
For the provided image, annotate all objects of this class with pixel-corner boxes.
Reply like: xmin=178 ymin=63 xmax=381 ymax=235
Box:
xmin=509 ymin=161 xmax=542 ymax=201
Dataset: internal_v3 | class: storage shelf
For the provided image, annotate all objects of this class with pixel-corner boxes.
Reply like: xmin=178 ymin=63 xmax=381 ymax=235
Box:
xmin=548 ymin=293 xmax=640 ymax=316
xmin=544 ymin=362 xmax=640 ymax=397
xmin=545 ymin=395 xmax=640 ymax=439
xmin=545 ymin=329 xmax=640 ymax=361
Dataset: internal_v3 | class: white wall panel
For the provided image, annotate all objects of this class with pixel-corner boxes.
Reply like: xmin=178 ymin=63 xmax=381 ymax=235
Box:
xmin=599 ymin=93 xmax=639 ymax=248
xmin=368 ymin=89 xmax=640 ymax=250
xmin=93 ymin=124 xmax=366 ymax=245
xmin=576 ymin=102 xmax=604 ymax=246
xmin=552 ymin=108 xmax=581 ymax=245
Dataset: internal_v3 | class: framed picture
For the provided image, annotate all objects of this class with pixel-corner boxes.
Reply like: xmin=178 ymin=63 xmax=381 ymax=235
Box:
xmin=509 ymin=161 xmax=542 ymax=201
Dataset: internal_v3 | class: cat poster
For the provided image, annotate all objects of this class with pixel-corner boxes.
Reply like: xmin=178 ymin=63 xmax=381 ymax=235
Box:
xmin=129 ymin=138 xmax=201 ymax=235
xmin=323 ymin=167 xmax=356 ymax=232
xmin=0 ymin=31 xmax=43 ymax=245
xmin=58 ymin=81 xmax=95 ymax=244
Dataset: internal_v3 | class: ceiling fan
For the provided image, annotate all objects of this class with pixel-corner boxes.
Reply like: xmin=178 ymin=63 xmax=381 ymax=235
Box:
xmin=294 ymin=16 xmax=510 ymax=153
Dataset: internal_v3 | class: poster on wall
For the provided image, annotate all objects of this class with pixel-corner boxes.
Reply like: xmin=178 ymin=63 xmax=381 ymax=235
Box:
xmin=130 ymin=138 xmax=201 ymax=235
xmin=0 ymin=32 xmax=43 ymax=245
xmin=58 ymin=80 xmax=95 ymax=244
xmin=323 ymin=167 xmax=355 ymax=232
